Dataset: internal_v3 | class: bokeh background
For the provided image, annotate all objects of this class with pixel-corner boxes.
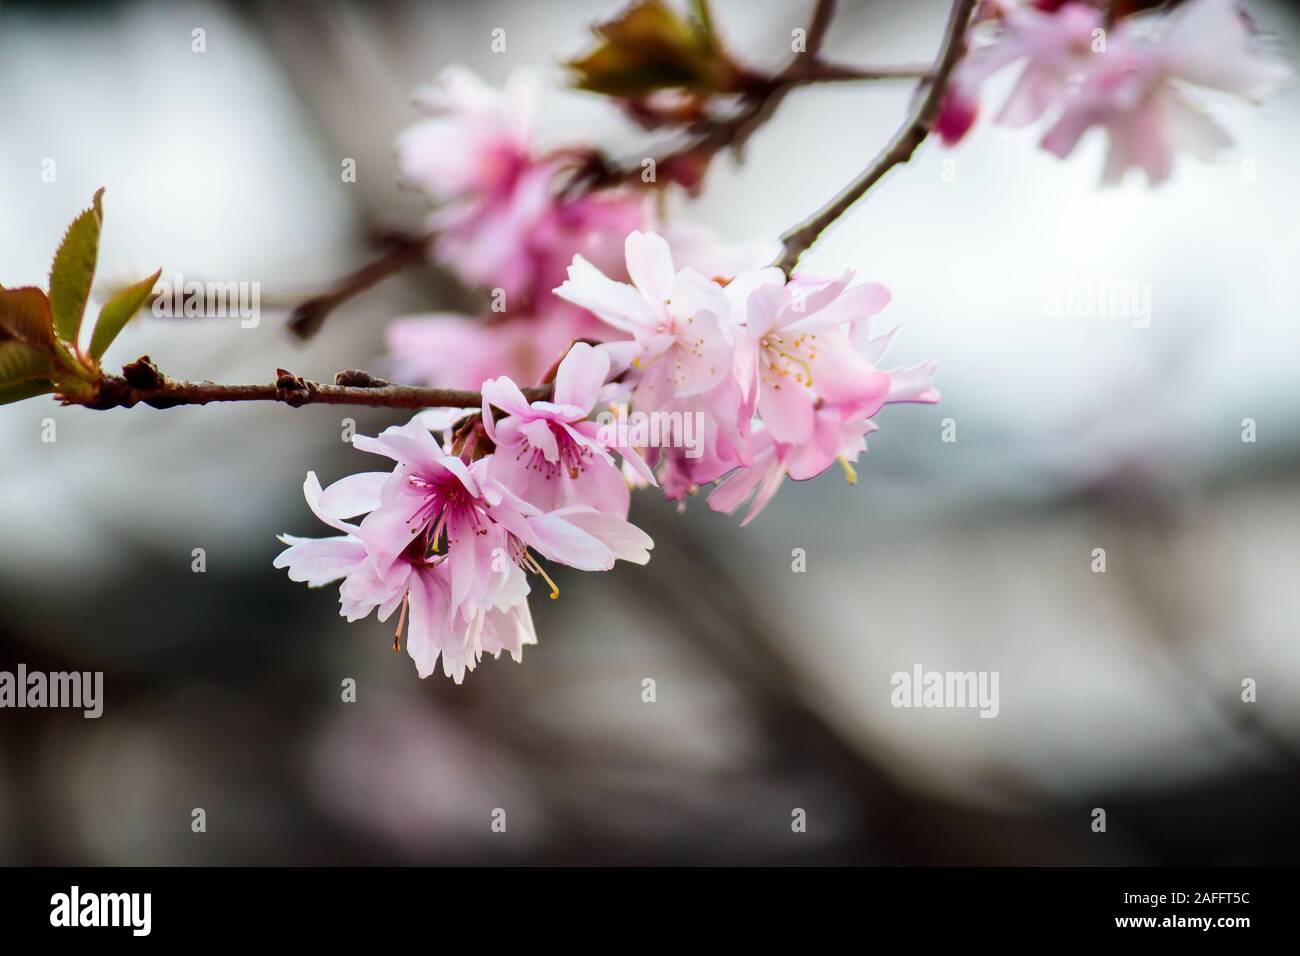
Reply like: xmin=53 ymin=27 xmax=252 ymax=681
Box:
xmin=2 ymin=0 xmax=1299 ymax=864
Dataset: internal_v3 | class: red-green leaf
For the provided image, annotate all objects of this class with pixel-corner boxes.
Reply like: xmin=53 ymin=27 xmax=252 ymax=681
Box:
xmin=0 ymin=340 xmax=54 ymax=385
xmin=90 ymin=268 xmax=161 ymax=361
xmin=0 ymin=379 xmax=53 ymax=406
xmin=48 ymin=187 xmax=104 ymax=349
xmin=566 ymin=0 xmax=744 ymax=97
xmin=0 ymin=285 xmax=56 ymax=349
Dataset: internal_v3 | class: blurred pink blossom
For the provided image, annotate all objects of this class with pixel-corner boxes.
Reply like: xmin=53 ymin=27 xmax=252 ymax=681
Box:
xmin=396 ymin=66 xmax=642 ymax=308
xmin=938 ymin=0 xmax=1289 ymax=184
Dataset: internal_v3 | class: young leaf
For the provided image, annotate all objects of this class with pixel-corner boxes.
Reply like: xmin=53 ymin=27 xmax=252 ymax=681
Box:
xmin=0 ymin=341 xmax=55 ymax=385
xmin=90 ymin=268 xmax=161 ymax=361
xmin=0 ymin=286 xmax=56 ymax=350
xmin=0 ymin=379 xmax=54 ymax=406
xmin=48 ymin=187 xmax=105 ymax=349
xmin=566 ymin=0 xmax=744 ymax=97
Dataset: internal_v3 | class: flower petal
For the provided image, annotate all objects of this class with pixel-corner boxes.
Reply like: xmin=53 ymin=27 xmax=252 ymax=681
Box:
xmin=552 ymin=341 xmax=609 ymax=413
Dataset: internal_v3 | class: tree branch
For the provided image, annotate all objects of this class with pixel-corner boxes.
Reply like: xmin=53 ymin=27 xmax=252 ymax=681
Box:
xmin=69 ymin=356 xmax=550 ymax=412
xmin=797 ymin=60 xmax=932 ymax=83
xmin=286 ymin=0 xmax=929 ymax=335
xmin=286 ymin=230 xmax=432 ymax=340
xmin=772 ymin=0 xmax=977 ymax=274
xmin=576 ymin=0 xmax=852 ymax=193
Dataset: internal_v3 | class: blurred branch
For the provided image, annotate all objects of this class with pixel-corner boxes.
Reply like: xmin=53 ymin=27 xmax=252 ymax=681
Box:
xmin=639 ymin=515 xmax=1085 ymax=864
xmin=773 ymin=0 xmax=977 ymax=273
xmin=286 ymin=230 xmax=431 ymax=340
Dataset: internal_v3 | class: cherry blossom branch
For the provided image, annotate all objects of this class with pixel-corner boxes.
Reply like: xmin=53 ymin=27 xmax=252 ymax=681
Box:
xmin=69 ymin=356 xmax=550 ymax=412
xmin=773 ymin=0 xmax=978 ymax=274
xmin=795 ymin=60 xmax=932 ymax=83
xmin=286 ymin=1 xmax=928 ymax=339
xmin=577 ymin=58 xmax=933 ymax=191
xmin=573 ymin=0 xmax=871 ymax=192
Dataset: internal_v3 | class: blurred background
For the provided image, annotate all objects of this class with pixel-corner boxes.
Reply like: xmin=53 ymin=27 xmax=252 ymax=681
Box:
xmin=2 ymin=0 xmax=1299 ymax=864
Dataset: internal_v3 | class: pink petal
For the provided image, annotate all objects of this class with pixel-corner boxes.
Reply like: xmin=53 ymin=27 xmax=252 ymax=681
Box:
xmin=526 ymin=513 xmax=614 ymax=571
xmin=624 ymin=230 xmax=675 ymax=306
xmin=758 ymin=377 xmax=815 ymax=445
xmin=318 ymin=472 xmax=388 ymax=522
xmin=273 ymin=535 xmax=366 ymax=587
xmin=481 ymin=375 xmax=535 ymax=419
xmin=787 ymin=281 xmax=892 ymax=333
xmin=554 ymin=256 xmax=657 ymax=334
xmin=552 ymin=341 xmax=610 ymax=412
xmin=520 ymin=418 xmax=560 ymax=463
xmin=405 ymin=566 xmax=451 ymax=679
xmin=886 ymin=362 xmax=942 ymax=405
xmin=551 ymin=507 xmax=653 ymax=565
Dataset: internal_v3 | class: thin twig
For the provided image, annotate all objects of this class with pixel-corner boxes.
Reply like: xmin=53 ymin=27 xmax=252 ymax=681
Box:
xmin=772 ymin=0 xmax=977 ymax=274
xmin=68 ymin=356 xmax=549 ymax=412
xmin=798 ymin=60 xmax=932 ymax=83
xmin=286 ymin=231 xmax=431 ymax=340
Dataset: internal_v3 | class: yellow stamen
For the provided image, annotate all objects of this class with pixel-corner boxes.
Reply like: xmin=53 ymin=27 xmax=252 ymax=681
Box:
xmin=774 ymin=346 xmax=815 ymax=387
xmin=393 ymin=592 xmax=410 ymax=652
xmin=838 ymin=456 xmax=858 ymax=485
xmin=524 ymin=552 xmax=561 ymax=599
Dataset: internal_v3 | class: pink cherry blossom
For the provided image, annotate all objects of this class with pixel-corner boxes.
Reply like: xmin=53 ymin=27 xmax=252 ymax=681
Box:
xmin=480 ymin=342 xmax=653 ymax=514
xmin=275 ymin=408 xmax=654 ymax=681
xmin=397 ymin=66 xmax=534 ymax=219
xmin=938 ymin=1 xmax=1103 ymax=145
xmin=552 ymin=230 xmax=756 ymax=503
xmin=554 ymin=230 xmax=737 ymax=399
xmin=1042 ymin=0 xmax=1290 ymax=185
xmin=551 ymin=230 xmax=938 ymax=518
xmin=729 ymin=270 xmax=894 ymax=447
xmin=396 ymin=66 xmax=643 ymax=308
xmin=351 ymin=418 xmax=652 ymax=613
xmin=708 ymin=306 xmax=939 ymax=525
xmin=385 ymin=305 xmax=602 ymax=391
xmin=938 ymin=0 xmax=1289 ymax=184
xmin=273 ymin=471 xmax=537 ymax=682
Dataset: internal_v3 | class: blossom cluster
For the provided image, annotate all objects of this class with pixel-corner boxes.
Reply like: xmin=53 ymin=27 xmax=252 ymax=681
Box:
xmin=277 ymin=228 xmax=938 ymax=680
xmin=272 ymin=2 xmax=1289 ymax=682
xmin=277 ymin=63 xmax=942 ymax=680
xmin=275 ymin=344 xmax=653 ymax=682
xmin=555 ymin=231 xmax=939 ymax=520
xmin=387 ymin=67 xmax=754 ymax=389
xmin=937 ymin=0 xmax=1289 ymax=185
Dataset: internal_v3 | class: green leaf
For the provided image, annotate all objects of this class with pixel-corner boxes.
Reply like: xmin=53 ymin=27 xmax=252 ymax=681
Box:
xmin=90 ymin=268 xmax=161 ymax=361
xmin=0 ymin=379 xmax=53 ymax=406
xmin=688 ymin=0 xmax=715 ymax=36
xmin=48 ymin=187 xmax=104 ymax=349
xmin=0 ymin=285 xmax=56 ymax=349
xmin=566 ymin=0 xmax=744 ymax=97
xmin=0 ymin=341 xmax=55 ymax=385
